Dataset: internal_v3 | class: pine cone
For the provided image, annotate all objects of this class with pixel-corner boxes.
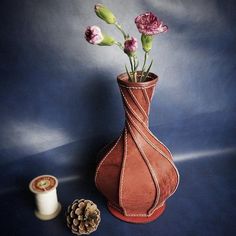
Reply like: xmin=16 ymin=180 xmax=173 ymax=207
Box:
xmin=66 ymin=199 xmax=101 ymax=235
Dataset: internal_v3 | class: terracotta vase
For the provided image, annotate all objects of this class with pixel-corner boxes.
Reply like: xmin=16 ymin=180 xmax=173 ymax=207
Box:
xmin=95 ymin=72 xmax=180 ymax=223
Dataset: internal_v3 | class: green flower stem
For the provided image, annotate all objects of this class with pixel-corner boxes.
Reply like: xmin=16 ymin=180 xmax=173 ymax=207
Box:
xmin=114 ymin=41 xmax=124 ymax=50
xmin=133 ymin=56 xmax=138 ymax=82
xmin=125 ymin=64 xmax=132 ymax=82
xmin=114 ymin=22 xmax=128 ymax=39
xmin=134 ymin=55 xmax=139 ymax=70
xmin=142 ymin=60 xmax=153 ymax=82
xmin=129 ymin=56 xmax=135 ymax=82
xmin=114 ymin=42 xmax=135 ymax=82
xmin=140 ymin=52 xmax=148 ymax=82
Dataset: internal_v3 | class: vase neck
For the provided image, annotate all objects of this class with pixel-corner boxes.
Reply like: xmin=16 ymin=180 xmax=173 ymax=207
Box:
xmin=118 ymin=77 xmax=157 ymax=126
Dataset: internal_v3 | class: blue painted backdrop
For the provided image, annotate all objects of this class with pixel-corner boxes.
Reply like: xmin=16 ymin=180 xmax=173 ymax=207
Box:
xmin=1 ymin=1 xmax=236 ymax=235
xmin=0 ymin=0 xmax=236 ymax=167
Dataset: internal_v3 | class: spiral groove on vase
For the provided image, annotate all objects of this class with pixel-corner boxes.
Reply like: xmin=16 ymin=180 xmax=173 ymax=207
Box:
xmin=95 ymin=72 xmax=180 ymax=221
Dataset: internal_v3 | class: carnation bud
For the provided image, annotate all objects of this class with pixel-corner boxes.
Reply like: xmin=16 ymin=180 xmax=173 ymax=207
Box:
xmin=124 ymin=37 xmax=138 ymax=56
xmin=95 ymin=4 xmax=116 ymax=24
xmin=141 ymin=34 xmax=153 ymax=52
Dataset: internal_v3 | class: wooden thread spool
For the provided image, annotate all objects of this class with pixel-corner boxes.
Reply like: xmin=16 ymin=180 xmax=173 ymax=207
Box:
xmin=29 ymin=175 xmax=61 ymax=220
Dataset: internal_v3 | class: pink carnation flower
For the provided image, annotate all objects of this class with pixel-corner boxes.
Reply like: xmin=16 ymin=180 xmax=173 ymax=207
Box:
xmin=85 ymin=25 xmax=104 ymax=44
xmin=135 ymin=12 xmax=168 ymax=35
xmin=124 ymin=37 xmax=138 ymax=55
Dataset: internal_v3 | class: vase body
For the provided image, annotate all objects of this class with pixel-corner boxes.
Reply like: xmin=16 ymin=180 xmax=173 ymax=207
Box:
xmin=95 ymin=72 xmax=180 ymax=223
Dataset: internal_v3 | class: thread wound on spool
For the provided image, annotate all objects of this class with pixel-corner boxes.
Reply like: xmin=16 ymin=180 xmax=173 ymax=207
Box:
xmin=29 ymin=175 xmax=61 ymax=220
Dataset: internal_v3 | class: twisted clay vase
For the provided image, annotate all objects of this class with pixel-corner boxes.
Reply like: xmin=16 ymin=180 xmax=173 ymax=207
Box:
xmin=95 ymin=72 xmax=180 ymax=223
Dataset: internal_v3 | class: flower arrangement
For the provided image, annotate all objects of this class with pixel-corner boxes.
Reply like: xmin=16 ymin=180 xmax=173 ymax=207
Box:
xmin=85 ymin=4 xmax=168 ymax=82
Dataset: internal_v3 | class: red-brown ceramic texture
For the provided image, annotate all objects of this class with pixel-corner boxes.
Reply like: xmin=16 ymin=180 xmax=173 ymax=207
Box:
xmin=95 ymin=72 xmax=180 ymax=223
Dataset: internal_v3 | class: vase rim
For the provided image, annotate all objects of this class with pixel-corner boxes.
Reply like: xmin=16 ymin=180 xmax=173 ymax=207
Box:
xmin=117 ymin=71 xmax=158 ymax=88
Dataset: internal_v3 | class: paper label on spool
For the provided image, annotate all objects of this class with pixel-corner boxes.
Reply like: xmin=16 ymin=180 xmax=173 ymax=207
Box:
xmin=30 ymin=175 xmax=58 ymax=193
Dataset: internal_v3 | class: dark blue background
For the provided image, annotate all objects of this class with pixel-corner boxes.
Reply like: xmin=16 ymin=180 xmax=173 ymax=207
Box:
xmin=0 ymin=0 xmax=236 ymax=235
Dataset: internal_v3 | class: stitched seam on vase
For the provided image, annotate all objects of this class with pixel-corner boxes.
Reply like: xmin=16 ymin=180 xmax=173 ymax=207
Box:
xmin=129 ymin=203 xmax=164 ymax=217
xmin=127 ymin=108 xmax=179 ymax=182
xmin=126 ymin=108 xmax=166 ymax=158
xmin=128 ymin=88 xmax=148 ymax=120
xmin=126 ymin=107 xmax=173 ymax=163
xmin=126 ymin=109 xmax=180 ymax=197
xmin=150 ymin=85 xmax=156 ymax=102
xmin=109 ymin=201 xmax=165 ymax=217
xmin=120 ymin=88 xmax=147 ymax=126
xmin=95 ymin=133 xmax=123 ymax=189
xmin=119 ymin=127 xmax=128 ymax=216
xmin=148 ymin=130 xmax=180 ymax=196
xmin=122 ymin=84 xmax=180 ymax=197
xmin=119 ymin=84 xmax=156 ymax=89
xmin=142 ymin=88 xmax=151 ymax=115
xmin=126 ymin=120 xmax=160 ymax=215
xmin=126 ymin=109 xmax=180 ymax=198
xmin=143 ymin=88 xmax=150 ymax=104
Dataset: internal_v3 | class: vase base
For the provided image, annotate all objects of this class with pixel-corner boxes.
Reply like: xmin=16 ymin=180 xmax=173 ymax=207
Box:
xmin=107 ymin=202 xmax=166 ymax=223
